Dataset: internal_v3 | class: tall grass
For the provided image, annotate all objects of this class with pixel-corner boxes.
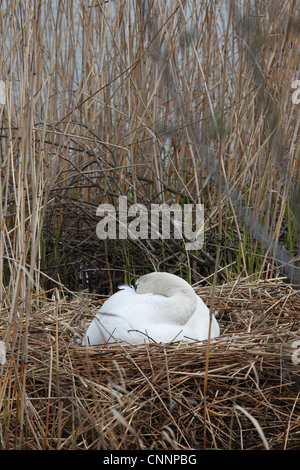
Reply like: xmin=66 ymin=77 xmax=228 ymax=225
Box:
xmin=0 ymin=0 xmax=299 ymax=292
xmin=0 ymin=0 xmax=299 ymax=288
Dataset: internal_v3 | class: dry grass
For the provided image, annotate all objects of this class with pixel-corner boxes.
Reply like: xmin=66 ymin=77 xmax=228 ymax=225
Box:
xmin=0 ymin=278 xmax=299 ymax=450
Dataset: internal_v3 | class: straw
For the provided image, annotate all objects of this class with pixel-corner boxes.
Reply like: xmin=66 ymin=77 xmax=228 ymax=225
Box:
xmin=0 ymin=278 xmax=299 ymax=450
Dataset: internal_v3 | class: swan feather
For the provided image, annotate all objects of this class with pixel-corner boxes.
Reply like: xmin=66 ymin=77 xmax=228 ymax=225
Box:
xmin=82 ymin=273 xmax=220 ymax=345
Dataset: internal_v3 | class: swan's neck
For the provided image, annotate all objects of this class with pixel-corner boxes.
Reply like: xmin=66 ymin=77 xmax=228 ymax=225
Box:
xmin=135 ymin=273 xmax=198 ymax=326
xmin=147 ymin=289 xmax=197 ymax=326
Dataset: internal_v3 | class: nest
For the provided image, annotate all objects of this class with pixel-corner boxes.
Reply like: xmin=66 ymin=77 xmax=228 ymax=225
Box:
xmin=0 ymin=278 xmax=299 ymax=450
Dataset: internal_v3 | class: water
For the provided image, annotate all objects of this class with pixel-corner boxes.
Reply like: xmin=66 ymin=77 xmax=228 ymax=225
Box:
xmin=2 ymin=0 xmax=233 ymax=112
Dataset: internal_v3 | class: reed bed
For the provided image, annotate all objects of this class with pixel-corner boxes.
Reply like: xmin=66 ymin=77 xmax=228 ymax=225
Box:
xmin=0 ymin=0 xmax=300 ymax=451
xmin=0 ymin=278 xmax=299 ymax=450
xmin=1 ymin=0 xmax=299 ymax=293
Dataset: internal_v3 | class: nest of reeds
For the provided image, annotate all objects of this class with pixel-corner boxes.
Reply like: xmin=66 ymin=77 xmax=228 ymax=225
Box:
xmin=0 ymin=278 xmax=299 ymax=450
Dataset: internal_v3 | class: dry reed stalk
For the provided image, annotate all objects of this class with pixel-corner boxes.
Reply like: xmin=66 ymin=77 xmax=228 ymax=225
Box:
xmin=1 ymin=0 xmax=298 ymax=293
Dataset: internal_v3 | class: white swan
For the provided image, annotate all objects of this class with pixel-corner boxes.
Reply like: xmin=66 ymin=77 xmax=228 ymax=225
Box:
xmin=82 ymin=272 xmax=220 ymax=345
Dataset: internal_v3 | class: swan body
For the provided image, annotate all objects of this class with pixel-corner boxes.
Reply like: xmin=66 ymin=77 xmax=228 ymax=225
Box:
xmin=82 ymin=272 xmax=220 ymax=345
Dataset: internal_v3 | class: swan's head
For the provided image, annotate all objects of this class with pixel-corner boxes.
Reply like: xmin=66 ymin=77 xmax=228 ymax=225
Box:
xmin=135 ymin=271 xmax=197 ymax=302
